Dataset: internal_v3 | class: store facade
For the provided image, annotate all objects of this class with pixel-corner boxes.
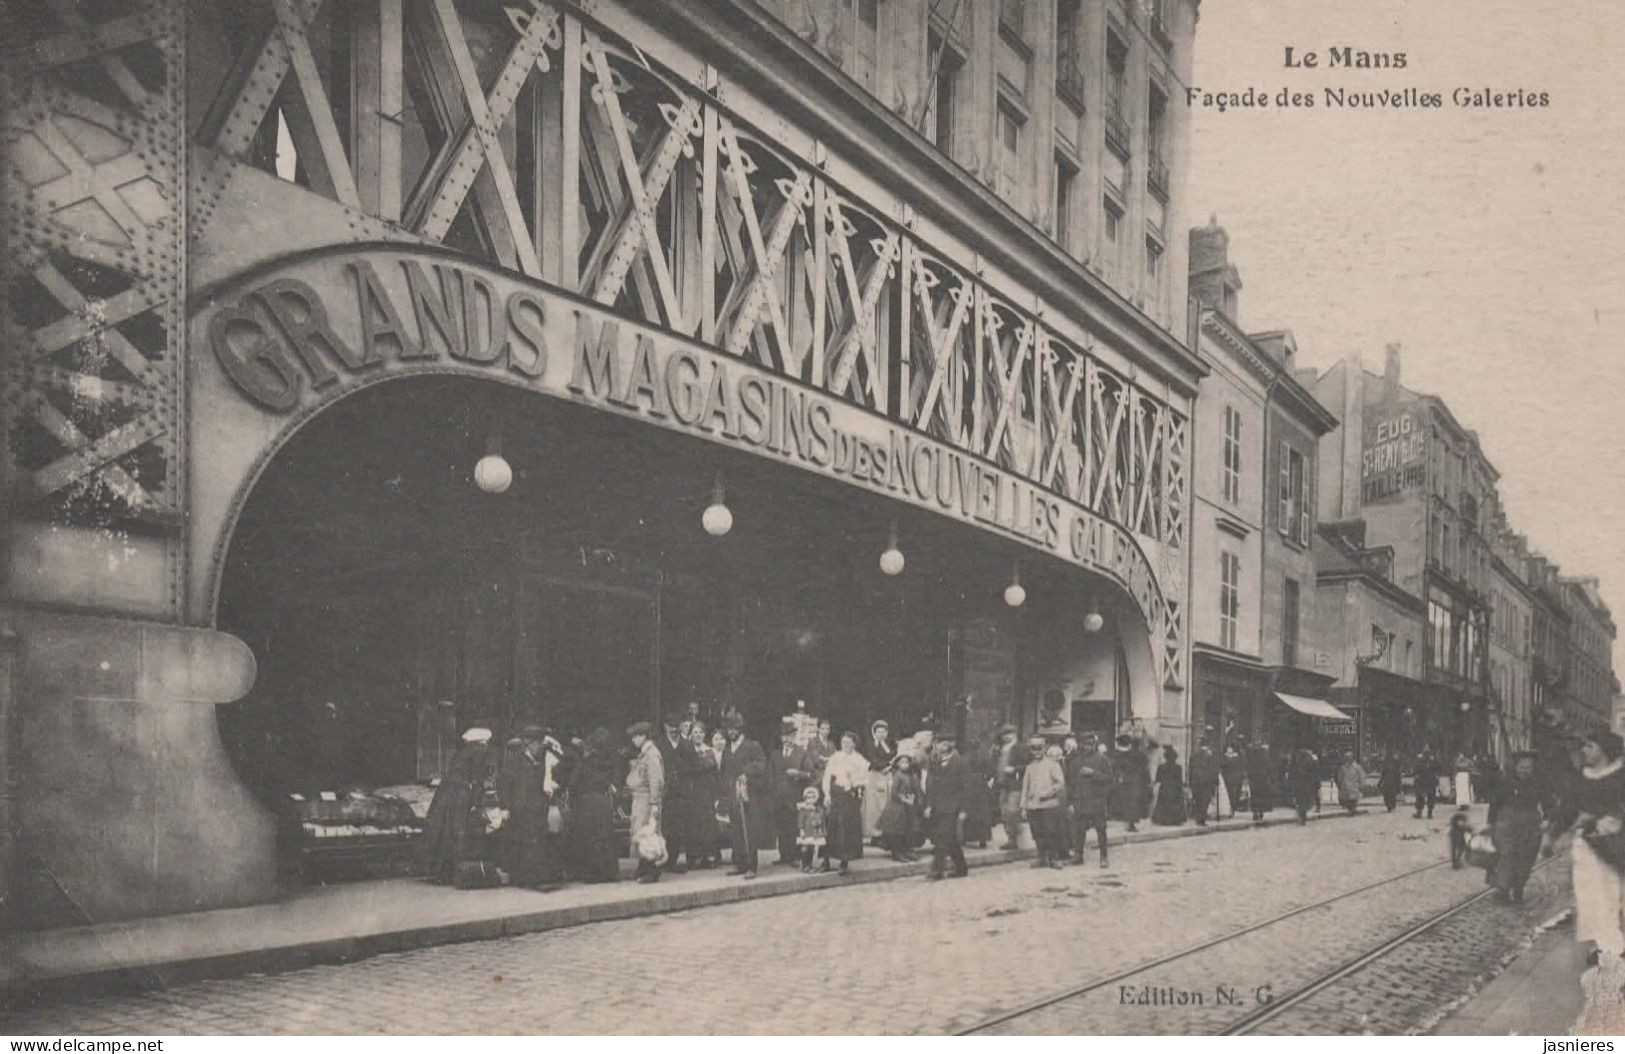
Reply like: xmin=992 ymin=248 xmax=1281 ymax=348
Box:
xmin=1 ymin=0 xmax=1202 ymax=924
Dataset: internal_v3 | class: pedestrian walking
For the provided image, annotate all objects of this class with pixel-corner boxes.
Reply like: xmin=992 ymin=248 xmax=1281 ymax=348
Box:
xmin=1289 ymin=747 xmax=1319 ymax=825
xmin=863 ymin=720 xmax=897 ymax=841
xmin=565 ymin=728 xmax=621 ymax=883
xmin=1379 ymin=752 xmax=1404 ymax=812
xmin=993 ymin=725 xmax=1025 ymax=848
xmin=688 ymin=722 xmax=722 ymax=868
xmin=420 ymin=727 xmax=494 ymax=884
xmin=719 ymin=713 xmax=770 ymax=879
xmin=1414 ymin=747 xmax=1440 ymax=818
xmin=1488 ymin=751 xmax=1546 ymax=903
xmin=1336 ymin=754 xmax=1367 ymax=815
xmin=626 ymin=722 xmax=666 ymax=884
xmin=1188 ymin=740 xmax=1220 ymax=826
xmin=1220 ymin=743 xmax=1245 ymax=819
xmin=1112 ymin=734 xmax=1151 ymax=831
xmin=822 ymin=730 xmax=868 ymax=872
xmin=1549 ymin=733 xmax=1625 ymax=966
xmin=924 ymin=733 xmax=971 ymax=880
xmin=1022 ymin=739 xmax=1067 ymax=868
xmin=654 ymin=715 xmax=699 ymax=872
xmin=961 ymin=735 xmax=995 ymax=848
xmin=1245 ymin=740 xmax=1275 ymax=821
xmin=1067 ymin=741 xmax=1114 ymax=866
xmin=1152 ymin=746 xmax=1187 ymax=826
xmin=794 ymin=786 xmax=827 ymax=873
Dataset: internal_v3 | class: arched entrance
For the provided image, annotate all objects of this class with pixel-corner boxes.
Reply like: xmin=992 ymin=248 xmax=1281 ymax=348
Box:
xmin=212 ymin=371 xmax=1156 ymax=874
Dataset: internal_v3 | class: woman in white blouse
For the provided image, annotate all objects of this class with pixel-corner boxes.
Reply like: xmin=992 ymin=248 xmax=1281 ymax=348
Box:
xmin=823 ymin=731 xmax=869 ymax=872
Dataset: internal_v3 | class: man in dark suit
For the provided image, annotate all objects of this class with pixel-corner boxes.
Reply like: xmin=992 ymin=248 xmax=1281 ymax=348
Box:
xmin=1188 ymin=740 xmax=1221 ymax=827
xmin=654 ymin=714 xmax=700 ymax=872
xmin=923 ymin=732 xmax=971 ymax=880
xmin=1067 ymin=742 xmax=1115 ymax=865
xmin=1413 ymin=746 xmax=1440 ymax=818
xmin=719 ymin=713 xmax=769 ymax=879
xmin=770 ymin=721 xmax=814 ymax=865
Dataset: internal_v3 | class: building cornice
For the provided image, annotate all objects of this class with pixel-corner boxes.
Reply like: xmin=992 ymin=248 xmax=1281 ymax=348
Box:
xmin=633 ymin=0 xmax=1210 ymax=395
xmin=1199 ymin=309 xmax=1276 ymax=385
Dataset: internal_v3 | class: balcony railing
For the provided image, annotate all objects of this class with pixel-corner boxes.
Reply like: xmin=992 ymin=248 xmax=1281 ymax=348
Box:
xmin=1104 ymin=93 xmax=1130 ymax=157
xmin=1056 ymin=59 xmax=1086 ymax=109
xmin=1147 ymin=149 xmax=1169 ymax=201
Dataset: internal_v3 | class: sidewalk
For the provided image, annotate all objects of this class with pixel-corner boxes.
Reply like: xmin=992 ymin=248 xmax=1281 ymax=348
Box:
xmin=1432 ymin=914 xmax=1586 ymax=1036
xmin=1 ymin=805 xmax=1360 ymax=1005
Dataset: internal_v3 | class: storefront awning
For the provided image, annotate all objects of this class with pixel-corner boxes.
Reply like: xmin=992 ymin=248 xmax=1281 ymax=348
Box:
xmin=1274 ymin=692 xmax=1354 ymax=722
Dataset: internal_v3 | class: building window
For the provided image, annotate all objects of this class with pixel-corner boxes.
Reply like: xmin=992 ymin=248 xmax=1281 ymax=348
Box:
xmin=1440 ymin=522 xmax=1452 ymax=576
xmin=999 ymin=0 xmax=1026 ymax=39
xmin=1283 ymin=579 xmax=1300 ymax=667
xmin=1054 ymin=153 xmax=1077 ymax=250
xmin=1104 ymin=29 xmax=1130 ymax=157
xmin=996 ymin=99 xmax=1025 ymax=196
xmin=925 ymin=33 xmax=962 ymax=154
xmin=1103 ymin=197 xmax=1122 ymax=244
xmin=1147 ymin=81 xmax=1169 ymax=201
xmin=1222 ymin=404 xmax=1242 ymax=505
xmin=1146 ymin=234 xmax=1163 ymax=280
xmin=1278 ymin=443 xmax=1309 ymax=545
xmin=1220 ymin=552 xmax=1241 ymax=651
xmin=1055 ymin=0 xmax=1085 ymax=108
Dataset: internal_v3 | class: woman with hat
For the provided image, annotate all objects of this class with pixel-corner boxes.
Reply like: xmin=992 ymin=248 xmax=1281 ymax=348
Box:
xmin=961 ymin=735 xmax=995 ymax=849
xmin=863 ymin=719 xmax=898 ymax=842
xmin=565 ymin=728 xmax=622 ymax=882
xmin=419 ymin=727 xmax=494 ymax=884
xmin=626 ymin=721 xmax=666 ymax=884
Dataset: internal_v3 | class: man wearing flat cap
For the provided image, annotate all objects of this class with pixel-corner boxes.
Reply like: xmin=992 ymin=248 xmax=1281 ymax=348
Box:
xmin=719 ymin=712 xmax=770 ymax=878
xmin=626 ymin=721 xmax=666 ymax=883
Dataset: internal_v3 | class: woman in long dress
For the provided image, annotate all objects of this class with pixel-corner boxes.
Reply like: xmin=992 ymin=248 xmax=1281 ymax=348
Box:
xmin=1151 ymin=746 xmax=1187 ymax=826
xmin=1550 ymin=732 xmax=1625 ymax=1030
xmin=1488 ymin=751 xmax=1545 ymax=903
xmin=823 ymin=731 xmax=868 ymax=872
xmin=961 ymin=737 xmax=995 ymax=848
xmin=687 ymin=723 xmax=722 ymax=867
xmin=419 ymin=728 xmax=493 ymax=883
xmin=565 ymin=728 xmax=621 ymax=882
xmin=862 ymin=720 xmax=897 ymax=841
xmin=878 ymin=753 xmax=924 ymax=861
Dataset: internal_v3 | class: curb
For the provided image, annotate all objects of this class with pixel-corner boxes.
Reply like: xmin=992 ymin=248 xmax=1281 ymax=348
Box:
xmin=1 ymin=805 xmax=1370 ymax=1007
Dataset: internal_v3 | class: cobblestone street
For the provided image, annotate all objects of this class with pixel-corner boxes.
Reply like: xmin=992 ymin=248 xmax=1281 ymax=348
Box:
xmin=3 ymin=807 xmax=1572 ymax=1035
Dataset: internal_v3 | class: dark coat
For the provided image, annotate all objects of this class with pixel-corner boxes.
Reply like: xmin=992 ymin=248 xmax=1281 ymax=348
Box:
xmin=1188 ymin=747 xmax=1220 ymax=788
xmin=655 ymin=732 xmax=701 ymax=840
xmin=1066 ymin=753 xmax=1115 ymax=816
xmin=720 ymin=737 xmax=772 ymax=824
xmin=1111 ymin=748 xmax=1151 ymax=820
xmin=1245 ymin=746 xmax=1275 ymax=806
xmin=565 ymin=751 xmax=620 ymax=882
xmin=419 ymin=742 xmax=491 ymax=882
xmin=925 ymin=752 xmax=974 ymax=819
xmin=1152 ymin=760 xmax=1186 ymax=825
xmin=1379 ymin=757 xmax=1405 ymax=793
xmin=770 ymin=742 xmax=815 ymax=805
xmin=499 ymin=747 xmax=556 ymax=885
xmin=1413 ymin=754 xmax=1441 ymax=787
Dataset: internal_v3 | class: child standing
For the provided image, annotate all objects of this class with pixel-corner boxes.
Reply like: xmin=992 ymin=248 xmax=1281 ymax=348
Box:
xmin=795 ymin=785 xmax=828 ymax=873
xmin=879 ymin=753 xmax=924 ymax=861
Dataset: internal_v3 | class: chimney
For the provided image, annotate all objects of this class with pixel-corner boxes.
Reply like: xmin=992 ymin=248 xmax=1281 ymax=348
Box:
xmin=1188 ymin=216 xmax=1241 ymax=320
xmin=1384 ymin=342 xmax=1401 ymax=392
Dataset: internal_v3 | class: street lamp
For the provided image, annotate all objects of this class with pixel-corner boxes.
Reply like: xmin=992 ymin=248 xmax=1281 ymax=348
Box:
xmin=1083 ymin=597 xmax=1105 ymax=634
xmin=879 ymin=521 xmax=905 ymax=576
xmin=1004 ymin=562 xmax=1026 ymax=607
xmin=702 ymin=472 xmax=733 ymax=537
xmin=473 ymin=432 xmax=512 ymax=494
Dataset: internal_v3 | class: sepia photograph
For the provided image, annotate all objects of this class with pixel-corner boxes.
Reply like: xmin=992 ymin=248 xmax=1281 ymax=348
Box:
xmin=1 ymin=0 xmax=1622 ymax=1039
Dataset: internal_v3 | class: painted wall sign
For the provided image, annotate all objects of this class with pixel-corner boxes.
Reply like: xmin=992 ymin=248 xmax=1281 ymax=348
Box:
xmin=1361 ymin=408 xmax=1426 ymax=504
xmin=194 ymin=247 xmax=1170 ymax=637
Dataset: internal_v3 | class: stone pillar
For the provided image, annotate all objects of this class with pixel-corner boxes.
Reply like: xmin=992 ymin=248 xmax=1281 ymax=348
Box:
xmin=12 ymin=611 xmax=276 ymax=924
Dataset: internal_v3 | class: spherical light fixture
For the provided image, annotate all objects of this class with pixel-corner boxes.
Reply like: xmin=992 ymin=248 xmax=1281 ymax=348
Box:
xmin=1083 ymin=599 xmax=1105 ymax=634
xmin=702 ymin=472 xmax=733 ymax=537
xmin=1004 ymin=562 xmax=1026 ymax=607
xmin=474 ymin=433 xmax=512 ymax=494
xmin=879 ymin=522 xmax=905 ymax=576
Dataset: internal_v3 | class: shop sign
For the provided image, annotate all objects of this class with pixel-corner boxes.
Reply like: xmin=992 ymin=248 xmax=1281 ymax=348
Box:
xmin=195 ymin=247 xmax=1166 ymax=627
xmin=1360 ymin=407 xmax=1426 ymax=504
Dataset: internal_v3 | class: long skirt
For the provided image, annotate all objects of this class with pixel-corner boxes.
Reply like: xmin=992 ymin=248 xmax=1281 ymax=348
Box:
xmin=1574 ymin=836 xmax=1625 ymax=955
xmin=828 ymin=785 xmax=865 ymax=860
xmin=962 ymin=781 xmax=995 ymax=844
xmin=1491 ymin=804 xmax=1542 ymax=893
xmin=863 ymin=771 xmax=891 ymax=838
xmin=1152 ymin=781 xmax=1186 ymax=825
xmin=1454 ymin=772 xmax=1472 ymax=804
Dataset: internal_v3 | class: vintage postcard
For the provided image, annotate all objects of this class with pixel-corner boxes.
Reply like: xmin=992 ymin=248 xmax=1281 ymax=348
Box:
xmin=1 ymin=0 xmax=1620 ymax=1039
